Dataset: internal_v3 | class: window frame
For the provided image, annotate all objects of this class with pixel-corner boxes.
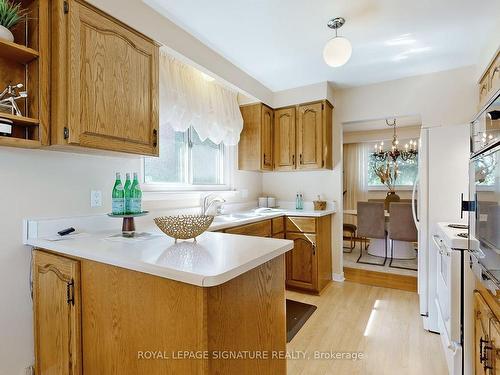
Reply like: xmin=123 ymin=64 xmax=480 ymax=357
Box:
xmin=142 ymin=127 xmax=234 ymax=192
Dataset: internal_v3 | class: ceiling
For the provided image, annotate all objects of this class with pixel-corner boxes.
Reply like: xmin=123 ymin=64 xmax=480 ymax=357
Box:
xmin=343 ymin=115 xmax=421 ymax=132
xmin=145 ymin=0 xmax=499 ymax=92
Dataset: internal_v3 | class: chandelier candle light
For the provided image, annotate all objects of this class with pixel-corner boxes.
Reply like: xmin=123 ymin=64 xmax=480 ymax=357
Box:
xmin=372 ymin=118 xmax=418 ymax=162
xmin=371 ymin=118 xmax=419 ymax=210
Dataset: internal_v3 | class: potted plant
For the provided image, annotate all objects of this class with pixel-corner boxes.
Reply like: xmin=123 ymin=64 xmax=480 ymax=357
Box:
xmin=0 ymin=0 xmax=26 ymax=43
xmin=373 ymin=161 xmax=400 ymax=211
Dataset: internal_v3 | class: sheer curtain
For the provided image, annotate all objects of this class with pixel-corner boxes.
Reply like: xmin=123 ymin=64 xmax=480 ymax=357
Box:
xmin=343 ymin=143 xmax=369 ymax=225
xmin=159 ymin=49 xmax=243 ymax=145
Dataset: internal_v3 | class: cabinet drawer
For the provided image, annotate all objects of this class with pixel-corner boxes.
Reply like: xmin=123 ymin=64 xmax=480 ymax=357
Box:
xmin=272 ymin=217 xmax=285 ymax=234
xmin=286 ymin=217 xmax=316 ymax=233
xmin=225 ymin=220 xmax=272 ymax=237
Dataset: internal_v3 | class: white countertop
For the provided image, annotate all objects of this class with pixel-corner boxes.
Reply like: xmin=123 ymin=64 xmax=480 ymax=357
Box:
xmin=27 ymin=229 xmax=293 ymax=287
xmin=208 ymin=208 xmax=335 ymax=231
xmin=24 ymin=206 xmax=334 ymax=287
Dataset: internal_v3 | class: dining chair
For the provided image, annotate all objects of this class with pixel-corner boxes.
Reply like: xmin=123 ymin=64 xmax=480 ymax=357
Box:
xmin=356 ymin=201 xmax=387 ymax=266
xmin=343 ymin=223 xmax=357 ymax=252
xmin=388 ymin=202 xmax=418 ymax=270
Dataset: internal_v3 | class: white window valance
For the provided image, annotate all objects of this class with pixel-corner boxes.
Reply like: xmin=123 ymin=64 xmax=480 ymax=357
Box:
xmin=159 ymin=50 xmax=243 ymax=145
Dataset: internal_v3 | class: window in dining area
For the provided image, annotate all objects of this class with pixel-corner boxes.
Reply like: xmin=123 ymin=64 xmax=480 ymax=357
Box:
xmin=367 ymin=153 xmax=418 ymax=188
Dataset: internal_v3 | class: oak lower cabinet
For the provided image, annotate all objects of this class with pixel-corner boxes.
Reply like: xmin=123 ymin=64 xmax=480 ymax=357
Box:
xmin=33 ymin=250 xmax=81 ymax=375
xmin=473 ymin=288 xmax=500 ymax=374
xmin=224 ymin=219 xmax=272 ymax=237
xmin=51 ymin=0 xmax=159 ymax=156
xmin=285 ymin=215 xmax=332 ymax=294
xmin=220 ymin=214 xmax=332 ymax=294
xmin=32 ymin=249 xmax=286 ymax=375
xmin=238 ymin=103 xmax=274 ymax=171
xmin=285 ymin=232 xmax=317 ymax=291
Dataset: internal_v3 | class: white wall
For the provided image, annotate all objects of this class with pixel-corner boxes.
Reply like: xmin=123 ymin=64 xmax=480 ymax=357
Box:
xmin=0 ymin=146 xmax=260 ymax=374
xmin=335 ymin=65 xmax=478 ymax=128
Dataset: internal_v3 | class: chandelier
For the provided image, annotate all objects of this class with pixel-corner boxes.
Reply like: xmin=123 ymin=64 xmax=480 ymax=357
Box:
xmin=372 ymin=118 xmax=418 ymax=162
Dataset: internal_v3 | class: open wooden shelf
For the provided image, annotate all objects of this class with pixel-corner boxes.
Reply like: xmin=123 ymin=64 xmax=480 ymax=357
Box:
xmin=0 ymin=112 xmax=40 ymax=126
xmin=0 ymin=40 xmax=39 ymax=64
xmin=0 ymin=135 xmax=39 ymax=149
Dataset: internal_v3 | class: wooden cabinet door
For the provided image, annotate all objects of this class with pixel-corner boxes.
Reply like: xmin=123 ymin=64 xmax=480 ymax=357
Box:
xmin=261 ymin=106 xmax=274 ymax=170
xmin=285 ymin=233 xmax=317 ymax=291
xmin=66 ymin=0 xmax=159 ymax=155
xmin=297 ymin=103 xmax=323 ymax=169
xmin=490 ymin=319 xmax=500 ymax=375
xmin=489 ymin=53 xmax=500 ymax=96
xmin=33 ymin=250 xmax=81 ymax=375
xmin=274 ymin=107 xmax=296 ymax=171
xmin=473 ymin=291 xmax=500 ymax=375
xmin=225 ymin=220 xmax=272 ymax=237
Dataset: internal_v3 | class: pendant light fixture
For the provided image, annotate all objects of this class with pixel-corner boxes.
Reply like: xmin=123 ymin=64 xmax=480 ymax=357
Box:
xmin=323 ymin=17 xmax=352 ymax=67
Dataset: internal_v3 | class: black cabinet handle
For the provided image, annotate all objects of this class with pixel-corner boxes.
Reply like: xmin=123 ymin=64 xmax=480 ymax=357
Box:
xmin=152 ymin=129 xmax=158 ymax=148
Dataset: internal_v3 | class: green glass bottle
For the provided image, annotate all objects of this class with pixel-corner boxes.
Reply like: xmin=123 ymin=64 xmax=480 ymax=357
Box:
xmin=123 ymin=173 xmax=132 ymax=214
xmin=130 ymin=172 xmax=142 ymax=214
xmin=111 ymin=173 xmax=125 ymax=215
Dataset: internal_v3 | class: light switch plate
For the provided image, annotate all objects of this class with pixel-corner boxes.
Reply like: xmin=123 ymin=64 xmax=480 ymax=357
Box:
xmin=90 ymin=190 xmax=102 ymax=208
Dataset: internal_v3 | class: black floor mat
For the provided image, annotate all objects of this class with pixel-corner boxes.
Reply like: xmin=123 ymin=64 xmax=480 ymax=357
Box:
xmin=286 ymin=299 xmax=317 ymax=342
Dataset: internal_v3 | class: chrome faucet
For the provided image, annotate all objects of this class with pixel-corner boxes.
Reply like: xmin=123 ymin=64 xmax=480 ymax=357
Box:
xmin=202 ymin=194 xmax=226 ymax=215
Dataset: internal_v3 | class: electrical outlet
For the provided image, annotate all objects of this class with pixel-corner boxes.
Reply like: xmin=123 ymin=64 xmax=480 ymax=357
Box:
xmin=240 ymin=189 xmax=249 ymax=199
xmin=90 ymin=190 xmax=102 ymax=208
xmin=25 ymin=366 xmax=34 ymax=375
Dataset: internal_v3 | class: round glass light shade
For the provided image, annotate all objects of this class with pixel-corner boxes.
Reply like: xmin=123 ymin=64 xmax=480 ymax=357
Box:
xmin=323 ymin=36 xmax=352 ymax=67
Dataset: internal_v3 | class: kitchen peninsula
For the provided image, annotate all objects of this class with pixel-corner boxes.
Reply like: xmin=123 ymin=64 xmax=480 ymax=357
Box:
xmin=28 ymin=227 xmax=293 ymax=374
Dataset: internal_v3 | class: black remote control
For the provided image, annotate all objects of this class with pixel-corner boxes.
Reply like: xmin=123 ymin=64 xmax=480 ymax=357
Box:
xmin=58 ymin=227 xmax=75 ymax=236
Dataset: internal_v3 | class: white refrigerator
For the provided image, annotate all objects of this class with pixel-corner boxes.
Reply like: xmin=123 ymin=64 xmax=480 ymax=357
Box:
xmin=416 ymin=124 xmax=470 ymax=333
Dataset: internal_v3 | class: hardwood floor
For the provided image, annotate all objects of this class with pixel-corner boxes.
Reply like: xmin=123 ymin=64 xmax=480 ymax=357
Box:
xmin=344 ymin=267 xmax=418 ymax=292
xmin=286 ymin=282 xmax=447 ymax=375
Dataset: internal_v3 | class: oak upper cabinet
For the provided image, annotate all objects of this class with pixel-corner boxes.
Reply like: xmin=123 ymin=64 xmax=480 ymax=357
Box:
xmin=478 ymin=49 xmax=500 ymax=110
xmin=297 ymin=103 xmax=323 ymax=169
xmin=239 ymin=100 xmax=332 ymax=172
xmin=274 ymin=107 xmax=296 ymax=171
xmin=239 ymin=103 xmax=274 ymax=171
xmin=296 ymin=101 xmax=333 ymax=170
xmin=33 ymin=250 xmax=81 ymax=375
xmin=51 ymin=0 xmax=159 ymax=156
xmin=274 ymin=100 xmax=333 ymax=171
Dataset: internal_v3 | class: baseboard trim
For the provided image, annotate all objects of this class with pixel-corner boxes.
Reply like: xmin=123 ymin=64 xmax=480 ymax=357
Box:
xmin=343 ymin=267 xmax=417 ymax=292
xmin=332 ymin=272 xmax=345 ymax=282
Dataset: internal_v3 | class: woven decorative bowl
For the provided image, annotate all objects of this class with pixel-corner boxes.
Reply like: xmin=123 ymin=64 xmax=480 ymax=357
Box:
xmin=154 ymin=215 xmax=214 ymax=242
